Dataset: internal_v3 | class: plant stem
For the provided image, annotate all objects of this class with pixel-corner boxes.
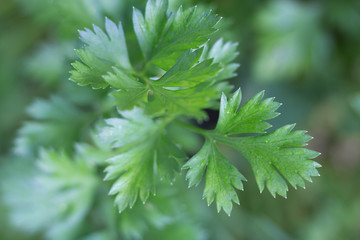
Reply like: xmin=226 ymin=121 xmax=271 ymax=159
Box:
xmin=173 ymin=120 xmax=209 ymax=136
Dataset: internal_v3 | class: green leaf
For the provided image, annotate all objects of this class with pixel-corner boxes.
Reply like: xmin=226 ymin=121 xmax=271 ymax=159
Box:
xmin=25 ymin=41 xmax=74 ymax=86
xmin=133 ymin=0 xmax=168 ymax=60
xmin=118 ymin=192 xmax=174 ymax=239
xmin=70 ymin=2 xmax=229 ymax=115
xmin=13 ymin=95 xmax=87 ymax=156
xmin=70 ymin=18 xmax=131 ymax=89
xmin=183 ymin=140 xmax=246 ymax=215
xmin=103 ymin=67 xmax=142 ymax=89
xmin=145 ymin=49 xmax=221 ymax=119
xmin=153 ymin=48 xmax=221 ymax=88
xmin=216 ymin=89 xmax=281 ymax=134
xmin=206 ymin=38 xmax=240 ymax=83
xmin=100 ymin=108 xmax=157 ymax=149
xmin=103 ymin=67 xmax=148 ymax=109
xmin=214 ymin=89 xmax=321 ymax=198
xmin=100 ymin=108 xmax=186 ymax=212
xmin=147 ymin=85 xmax=218 ymax=120
xmin=70 ymin=49 xmax=112 ymax=89
xmin=105 ymin=139 xmax=157 ymax=212
xmin=79 ymin=17 xmax=131 ymax=69
xmin=184 ymin=89 xmax=320 ymax=214
xmin=156 ymin=135 xmax=188 ymax=182
xmin=111 ymin=88 xmax=149 ymax=110
xmin=230 ymin=124 xmax=321 ymax=198
xmin=133 ymin=0 xmax=221 ymax=70
xmin=1 ymin=150 xmax=98 ymax=239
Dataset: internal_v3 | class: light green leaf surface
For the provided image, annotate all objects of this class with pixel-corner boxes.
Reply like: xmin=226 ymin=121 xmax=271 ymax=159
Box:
xmin=103 ymin=67 xmax=148 ymax=109
xmin=153 ymin=48 xmax=221 ymax=88
xmin=70 ymin=18 xmax=131 ymax=89
xmin=183 ymin=140 xmax=246 ymax=215
xmin=146 ymin=49 xmax=221 ymax=119
xmin=13 ymin=95 xmax=86 ymax=156
xmin=100 ymin=108 xmax=186 ymax=212
xmin=133 ymin=0 xmax=221 ymax=70
xmin=206 ymin=38 xmax=240 ymax=83
xmin=216 ymin=89 xmax=281 ymax=134
xmin=2 ymin=150 xmax=98 ymax=240
xmin=184 ymin=89 xmax=320 ymax=214
xmin=229 ymin=124 xmax=321 ymax=198
xmin=79 ymin=17 xmax=131 ymax=69
xmin=133 ymin=0 xmax=168 ymax=60
xmin=147 ymin=85 xmax=218 ymax=120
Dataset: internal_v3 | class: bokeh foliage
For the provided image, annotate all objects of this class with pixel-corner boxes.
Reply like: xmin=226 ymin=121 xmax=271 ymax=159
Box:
xmin=1 ymin=0 xmax=359 ymax=239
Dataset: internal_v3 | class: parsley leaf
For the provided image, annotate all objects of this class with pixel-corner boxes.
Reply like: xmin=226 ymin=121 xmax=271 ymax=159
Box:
xmin=183 ymin=88 xmax=320 ymax=214
xmin=146 ymin=84 xmax=218 ymax=120
xmin=133 ymin=0 xmax=221 ymax=70
xmin=70 ymin=1 xmax=234 ymax=118
xmin=2 ymin=150 xmax=98 ymax=239
xmin=13 ymin=95 xmax=87 ymax=156
xmin=70 ymin=18 xmax=131 ymax=89
xmin=215 ymin=89 xmax=321 ymax=197
xmin=132 ymin=0 xmax=168 ymax=61
xmin=183 ymin=139 xmax=246 ymax=215
xmin=103 ymin=66 xmax=148 ymax=109
xmin=230 ymin=124 xmax=321 ymax=197
xmin=205 ymin=38 xmax=240 ymax=83
xmin=66 ymin=0 xmax=321 ymax=217
xmin=100 ymin=108 xmax=186 ymax=212
xmin=153 ymin=48 xmax=220 ymax=88
xmin=146 ymin=48 xmax=221 ymax=119
xmin=216 ymin=88 xmax=281 ymax=134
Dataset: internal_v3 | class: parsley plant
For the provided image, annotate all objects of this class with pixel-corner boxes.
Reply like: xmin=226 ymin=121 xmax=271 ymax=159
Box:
xmin=69 ymin=0 xmax=320 ymax=216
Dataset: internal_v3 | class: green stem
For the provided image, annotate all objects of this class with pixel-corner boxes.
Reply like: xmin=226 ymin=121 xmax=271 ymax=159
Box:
xmin=210 ymin=133 xmax=238 ymax=147
xmin=140 ymin=60 xmax=152 ymax=76
xmin=173 ymin=120 xmax=210 ymax=136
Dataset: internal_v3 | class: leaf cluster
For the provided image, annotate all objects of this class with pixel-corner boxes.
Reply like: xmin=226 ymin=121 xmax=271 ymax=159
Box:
xmin=1 ymin=0 xmax=321 ymax=225
xmin=68 ymin=0 xmax=320 ymax=216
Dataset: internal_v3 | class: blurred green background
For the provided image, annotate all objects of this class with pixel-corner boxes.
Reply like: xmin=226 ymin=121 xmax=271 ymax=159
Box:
xmin=0 ymin=0 xmax=359 ymax=239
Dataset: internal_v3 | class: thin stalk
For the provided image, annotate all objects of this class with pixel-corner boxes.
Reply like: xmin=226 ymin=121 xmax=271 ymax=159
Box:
xmin=173 ymin=120 xmax=210 ymax=136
